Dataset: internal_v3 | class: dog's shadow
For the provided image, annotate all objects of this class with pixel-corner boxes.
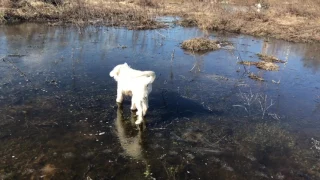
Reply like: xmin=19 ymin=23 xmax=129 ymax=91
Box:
xmin=147 ymin=90 xmax=224 ymax=124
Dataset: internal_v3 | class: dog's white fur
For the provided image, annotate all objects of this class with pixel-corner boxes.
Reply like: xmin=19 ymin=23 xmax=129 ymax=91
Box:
xmin=110 ymin=63 xmax=156 ymax=124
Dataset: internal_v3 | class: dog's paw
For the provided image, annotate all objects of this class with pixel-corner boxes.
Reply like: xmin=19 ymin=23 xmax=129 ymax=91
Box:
xmin=135 ymin=118 xmax=143 ymax=125
xmin=116 ymin=99 xmax=122 ymax=103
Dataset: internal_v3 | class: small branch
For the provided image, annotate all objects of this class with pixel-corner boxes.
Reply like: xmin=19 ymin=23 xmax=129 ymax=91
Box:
xmin=171 ymin=49 xmax=175 ymax=63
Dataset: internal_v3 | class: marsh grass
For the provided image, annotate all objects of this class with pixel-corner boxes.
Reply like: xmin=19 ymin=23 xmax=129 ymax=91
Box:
xmin=3 ymin=0 xmax=164 ymax=29
xmin=248 ymin=73 xmax=264 ymax=81
xmin=181 ymin=37 xmax=220 ymax=52
xmin=2 ymin=0 xmax=320 ymax=42
xmin=238 ymin=61 xmax=258 ymax=66
xmin=256 ymin=61 xmax=279 ymax=71
xmin=257 ymin=53 xmax=285 ymax=63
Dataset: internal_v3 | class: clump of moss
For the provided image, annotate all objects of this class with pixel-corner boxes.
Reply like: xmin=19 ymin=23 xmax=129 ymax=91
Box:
xmin=181 ymin=38 xmax=220 ymax=52
xmin=257 ymin=53 xmax=285 ymax=63
xmin=256 ymin=61 xmax=279 ymax=71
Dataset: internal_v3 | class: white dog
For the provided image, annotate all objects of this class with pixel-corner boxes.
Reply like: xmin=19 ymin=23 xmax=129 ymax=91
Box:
xmin=110 ymin=63 xmax=156 ymax=124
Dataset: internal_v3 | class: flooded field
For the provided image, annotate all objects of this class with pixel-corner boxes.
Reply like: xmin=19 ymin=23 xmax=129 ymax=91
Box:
xmin=0 ymin=21 xmax=320 ymax=179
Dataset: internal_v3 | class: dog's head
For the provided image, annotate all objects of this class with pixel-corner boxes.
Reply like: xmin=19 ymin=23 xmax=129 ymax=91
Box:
xmin=109 ymin=63 xmax=129 ymax=81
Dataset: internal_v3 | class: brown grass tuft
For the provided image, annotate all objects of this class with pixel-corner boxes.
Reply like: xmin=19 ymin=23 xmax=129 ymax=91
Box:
xmin=2 ymin=0 xmax=320 ymax=42
xmin=256 ymin=61 xmax=279 ymax=71
xmin=248 ymin=73 xmax=264 ymax=81
xmin=178 ymin=18 xmax=197 ymax=27
xmin=257 ymin=53 xmax=285 ymax=63
xmin=238 ymin=61 xmax=258 ymax=66
xmin=134 ymin=0 xmax=158 ymax=7
xmin=181 ymin=37 xmax=220 ymax=52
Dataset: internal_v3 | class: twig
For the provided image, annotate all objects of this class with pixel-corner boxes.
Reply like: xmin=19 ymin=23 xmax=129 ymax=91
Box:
xmin=2 ymin=57 xmax=30 ymax=82
xmin=155 ymin=30 xmax=166 ymax=39
xmin=258 ymin=95 xmax=274 ymax=119
xmin=171 ymin=49 xmax=175 ymax=63
xmin=232 ymin=105 xmax=248 ymax=113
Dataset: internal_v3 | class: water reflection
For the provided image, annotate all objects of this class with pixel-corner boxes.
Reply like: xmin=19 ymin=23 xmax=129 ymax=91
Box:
xmin=115 ymin=103 xmax=146 ymax=160
xmin=259 ymin=39 xmax=320 ymax=72
xmin=115 ymin=103 xmax=151 ymax=178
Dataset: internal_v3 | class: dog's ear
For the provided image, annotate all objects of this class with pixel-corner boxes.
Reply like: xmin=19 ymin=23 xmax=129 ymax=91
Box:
xmin=110 ymin=65 xmax=121 ymax=80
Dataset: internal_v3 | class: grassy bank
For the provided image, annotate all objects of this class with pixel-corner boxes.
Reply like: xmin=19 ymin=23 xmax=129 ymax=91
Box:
xmin=1 ymin=0 xmax=320 ymax=42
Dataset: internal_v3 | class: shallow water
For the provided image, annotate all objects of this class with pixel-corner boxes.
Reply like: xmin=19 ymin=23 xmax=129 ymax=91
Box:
xmin=0 ymin=22 xmax=319 ymax=179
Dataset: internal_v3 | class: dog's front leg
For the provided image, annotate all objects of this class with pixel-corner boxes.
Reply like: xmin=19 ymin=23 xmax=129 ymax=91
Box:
xmin=130 ymin=95 xmax=137 ymax=110
xmin=135 ymin=113 xmax=143 ymax=125
xmin=116 ymin=87 xmax=124 ymax=103
xmin=130 ymin=102 xmax=137 ymax=111
xmin=135 ymin=101 xmax=143 ymax=125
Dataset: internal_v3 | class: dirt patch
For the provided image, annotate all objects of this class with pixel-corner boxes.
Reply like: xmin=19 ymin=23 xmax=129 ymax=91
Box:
xmin=256 ymin=61 xmax=279 ymax=71
xmin=257 ymin=53 xmax=285 ymax=63
xmin=248 ymin=73 xmax=264 ymax=81
xmin=181 ymin=38 xmax=220 ymax=52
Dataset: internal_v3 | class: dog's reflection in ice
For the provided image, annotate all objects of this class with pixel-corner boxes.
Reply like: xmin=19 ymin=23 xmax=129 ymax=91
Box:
xmin=115 ymin=103 xmax=147 ymax=160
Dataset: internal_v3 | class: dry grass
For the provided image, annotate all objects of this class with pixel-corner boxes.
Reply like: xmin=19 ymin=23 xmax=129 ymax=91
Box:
xmin=2 ymin=0 xmax=164 ymax=29
xmin=238 ymin=61 xmax=258 ymax=66
xmin=172 ymin=0 xmax=320 ymax=42
xmin=2 ymin=0 xmax=320 ymax=42
xmin=248 ymin=73 xmax=264 ymax=81
xmin=181 ymin=37 xmax=220 ymax=52
xmin=177 ymin=18 xmax=197 ymax=27
xmin=257 ymin=53 xmax=285 ymax=63
xmin=256 ymin=61 xmax=279 ymax=71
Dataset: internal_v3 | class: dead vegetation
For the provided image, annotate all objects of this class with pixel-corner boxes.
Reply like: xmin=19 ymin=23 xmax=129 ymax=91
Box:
xmin=239 ymin=53 xmax=283 ymax=71
xmin=257 ymin=53 xmax=285 ymax=63
xmin=1 ymin=0 xmax=164 ymax=29
xmin=256 ymin=61 xmax=279 ymax=71
xmin=1 ymin=0 xmax=320 ymax=42
xmin=248 ymin=73 xmax=264 ymax=81
xmin=177 ymin=18 xmax=197 ymax=27
xmin=181 ymin=37 xmax=220 ymax=52
xmin=238 ymin=61 xmax=258 ymax=66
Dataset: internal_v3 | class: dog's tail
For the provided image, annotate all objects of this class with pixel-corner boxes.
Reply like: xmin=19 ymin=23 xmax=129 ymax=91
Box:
xmin=139 ymin=71 xmax=156 ymax=85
